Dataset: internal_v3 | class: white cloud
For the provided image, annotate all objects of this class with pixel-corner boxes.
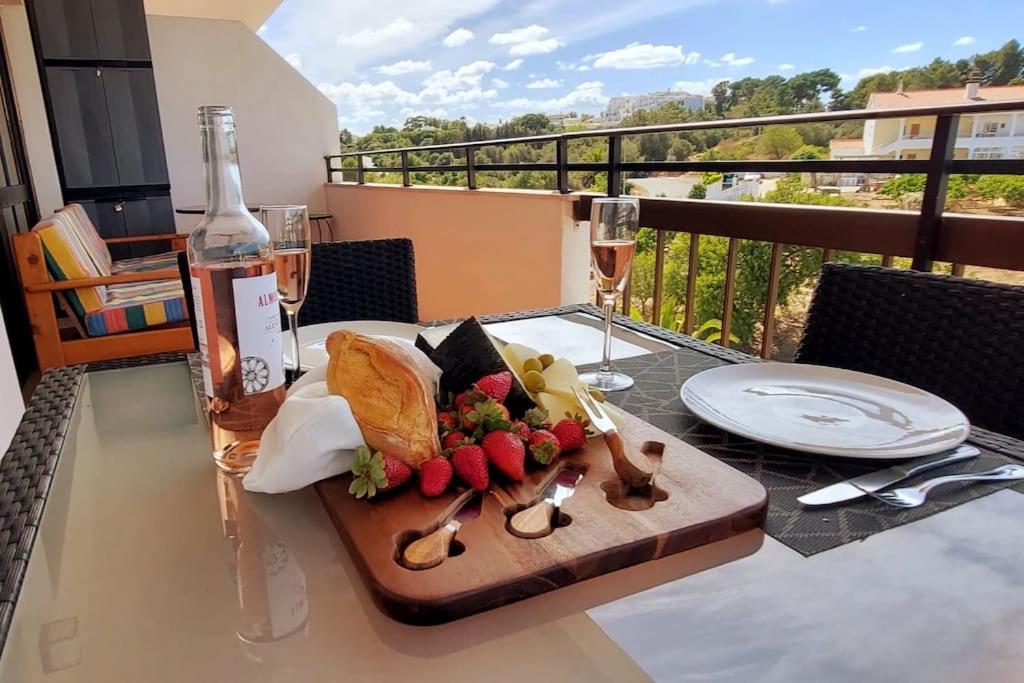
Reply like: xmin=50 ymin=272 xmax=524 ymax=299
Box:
xmin=443 ymin=27 xmax=474 ymax=47
xmin=492 ymin=78 xmax=509 ymax=89
xmin=721 ymin=52 xmax=755 ymax=66
xmin=489 ymin=25 xmax=549 ymax=45
xmin=954 ymin=36 xmax=976 ymax=46
xmin=374 ymin=59 xmax=432 ymax=76
xmin=704 ymin=58 xmax=720 ymax=67
xmin=319 ymin=80 xmax=418 ymax=123
xmin=849 ymin=25 xmax=868 ymax=32
xmin=337 ymin=17 xmax=416 ymax=47
xmin=284 ymin=53 xmax=302 ymax=69
xmin=494 ymin=81 xmax=609 ymax=112
xmin=257 ymin=24 xmax=268 ymax=37
xmin=673 ymin=78 xmax=719 ymax=95
xmin=858 ymin=65 xmax=894 ymax=77
xmin=588 ymin=42 xmax=700 ymax=70
xmin=892 ymin=41 xmax=923 ymax=53
xmin=400 ymin=107 xmax=450 ymax=119
xmin=419 ymin=60 xmax=498 ymax=105
xmin=503 ymin=59 xmax=524 ymax=71
xmin=510 ymin=38 xmax=563 ymax=56
xmin=526 ymin=78 xmax=563 ymax=89
xmin=778 ymin=63 xmax=795 ymax=71
xmin=578 ymin=65 xmax=591 ymax=72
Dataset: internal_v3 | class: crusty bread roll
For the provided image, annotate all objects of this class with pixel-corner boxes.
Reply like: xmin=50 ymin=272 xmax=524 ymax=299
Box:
xmin=325 ymin=330 xmax=440 ymax=469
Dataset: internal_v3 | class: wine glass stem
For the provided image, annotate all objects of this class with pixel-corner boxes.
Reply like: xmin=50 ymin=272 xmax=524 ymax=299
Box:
xmin=286 ymin=309 xmax=300 ymax=379
xmin=600 ymin=292 xmax=615 ymax=375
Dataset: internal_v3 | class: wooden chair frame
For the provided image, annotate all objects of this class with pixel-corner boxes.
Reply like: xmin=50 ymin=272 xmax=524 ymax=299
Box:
xmin=12 ymin=231 xmax=195 ymax=370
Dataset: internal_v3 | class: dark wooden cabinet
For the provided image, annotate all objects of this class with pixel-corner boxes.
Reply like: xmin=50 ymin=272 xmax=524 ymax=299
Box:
xmin=103 ymin=68 xmax=168 ymax=185
xmin=32 ymin=0 xmax=150 ymax=62
xmin=32 ymin=0 xmax=99 ymax=61
xmin=28 ymin=0 xmax=173 ymax=250
xmin=92 ymin=0 xmax=151 ymax=61
xmin=44 ymin=66 xmax=118 ymax=188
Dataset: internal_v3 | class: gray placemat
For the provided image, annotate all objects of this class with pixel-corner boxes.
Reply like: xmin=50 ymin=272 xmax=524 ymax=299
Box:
xmin=592 ymin=349 xmax=1023 ymax=557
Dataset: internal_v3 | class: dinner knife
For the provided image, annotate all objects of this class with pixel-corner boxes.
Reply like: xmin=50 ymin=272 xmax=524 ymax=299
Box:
xmin=508 ymin=467 xmax=585 ymax=539
xmin=402 ymin=492 xmax=482 ymax=570
xmin=797 ymin=444 xmax=981 ymax=507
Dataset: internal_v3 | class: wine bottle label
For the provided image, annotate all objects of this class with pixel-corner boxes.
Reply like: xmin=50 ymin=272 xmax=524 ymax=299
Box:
xmin=190 ymin=275 xmax=214 ymax=397
xmin=233 ymin=273 xmax=285 ymax=395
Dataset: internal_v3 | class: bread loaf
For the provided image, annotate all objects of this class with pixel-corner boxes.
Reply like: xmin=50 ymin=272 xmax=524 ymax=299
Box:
xmin=325 ymin=330 xmax=440 ymax=469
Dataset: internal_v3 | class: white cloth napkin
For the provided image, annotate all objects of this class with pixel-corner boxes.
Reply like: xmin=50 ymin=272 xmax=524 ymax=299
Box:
xmin=243 ymin=337 xmax=441 ymax=494
xmin=484 ymin=316 xmax=661 ymax=366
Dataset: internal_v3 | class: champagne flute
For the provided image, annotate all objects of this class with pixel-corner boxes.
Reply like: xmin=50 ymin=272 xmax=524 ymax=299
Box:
xmin=578 ymin=197 xmax=639 ymax=392
xmin=261 ymin=205 xmax=311 ymax=380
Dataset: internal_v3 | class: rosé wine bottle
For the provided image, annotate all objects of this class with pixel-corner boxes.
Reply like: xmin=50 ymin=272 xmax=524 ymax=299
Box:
xmin=187 ymin=106 xmax=285 ymax=474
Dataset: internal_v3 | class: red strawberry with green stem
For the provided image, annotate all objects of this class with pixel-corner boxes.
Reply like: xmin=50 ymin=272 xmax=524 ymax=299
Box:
xmin=508 ymin=419 xmax=531 ymax=442
xmin=528 ymin=429 xmax=561 ymax=465
xmin=524 ymin=407 xmax=552 ymax=430
xmin=463 ymin=398 xmax=510 ymax=434
xmin=552 ymin=415 xmax=589 ymax=452
xmin=419 ymin=456 xmax=453 ymax=497
xmin=451 ymin=445 xmax=489 ymax=491
xmin=482 ymin=430 xmax=525 ymax=481
xmin=442 ymin=430 xmax=472 ymax=450
xmin=438 ymin=411 xmax=459 ymax=434
xmin=349 ymin=446 xmax=411 ymax=499
xmin=475 ymin=371 xmax=512 ymax=403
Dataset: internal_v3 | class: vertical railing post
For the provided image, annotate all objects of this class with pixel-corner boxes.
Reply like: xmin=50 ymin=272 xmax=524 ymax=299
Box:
xmin=651 ymin=229 xmax=666 ymax=326
xmin=760 ymin=243 xmax=784 ymax=359
xmin=911 ymin=113 xmax=959 ymax=271
xmin=607 ymin=135 xmax=621 ymax=197
xmin=325 ymin=156 xmax=333 ymax=183
xmin=401 ymin=150 xmax=411 ymax=187
xmin=684 ymin=234 xmax=699 ymax=335
xmin=720 ymin=238 xmax=739 ymax=347
xmin=556 ymin=138 xmax=568 ymax=194
xmin=356 ymin=154 xmax=365 ymax=185
xmin=466 ymin=146 xmax=476 ymax=189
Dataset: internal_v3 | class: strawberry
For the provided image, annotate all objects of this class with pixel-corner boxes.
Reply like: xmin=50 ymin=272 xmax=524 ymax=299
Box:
xmin=508 ymin=419 xmax=531 ymax=442
xmin=455 ymin=388 xmax=486 ymax=411
xmin=437 ymin=411 xmax=459 ymax=434
xmin=451 ymin=445 xmax=489 ymax=491
xmin=528 ymin=429 xmax=561 ymax=466
xmin=463 ymin=398 xmax=511 ymax=433
xmin=454 ymin=391 xmax=471 ymax=410
xmin=349 ymin=446 xmax=411 ymax=499
xmin=475 ymin=371 xmax=512 ymax=402
xmin=442 ymin=430 xmax=472 ymax=450
xmin=524 ymin=407 xmax=552 ymax=430
xmin=552 ymin=415 xmax=589 ymax=452
xmin=482 ymin=430 xmax=525 ymax=481
xmin=418 ymin=456 xmax=453 ymax=498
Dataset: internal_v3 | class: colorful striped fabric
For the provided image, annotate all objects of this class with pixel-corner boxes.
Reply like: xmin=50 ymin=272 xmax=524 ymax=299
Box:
xmin=32 ymin=204 xmax=189 ymax=336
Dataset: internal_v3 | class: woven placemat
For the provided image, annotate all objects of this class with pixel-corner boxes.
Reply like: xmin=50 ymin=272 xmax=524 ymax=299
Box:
xmin=592 ymin=349 xmax=1024 ymax=557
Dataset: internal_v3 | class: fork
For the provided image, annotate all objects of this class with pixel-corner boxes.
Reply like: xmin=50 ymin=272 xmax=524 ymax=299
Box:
xmin=865 ymin=464 xmax=1024 ymax=508
xmin=572 ymin=386 xmax=654 ymax=487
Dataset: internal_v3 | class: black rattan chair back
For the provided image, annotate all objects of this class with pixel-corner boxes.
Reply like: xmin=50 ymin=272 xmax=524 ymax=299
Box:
xmin=795 ymin=263 xmax=1024 ymax=439
xmin=296 ymin=239 xmax=418 ymax=326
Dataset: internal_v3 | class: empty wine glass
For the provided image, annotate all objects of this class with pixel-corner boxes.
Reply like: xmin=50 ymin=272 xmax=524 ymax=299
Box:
xmin=261 ymin=205 xmax=311 ymax=380
xmin=578 ymin=197 xmax=639 ymax=392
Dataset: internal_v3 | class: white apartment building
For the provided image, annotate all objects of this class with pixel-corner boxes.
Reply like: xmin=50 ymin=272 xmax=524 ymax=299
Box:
xmin=604 ymin=90 xmax=706 ymax=120
xmin=862 ymin=83 xmax=1024 ymax=160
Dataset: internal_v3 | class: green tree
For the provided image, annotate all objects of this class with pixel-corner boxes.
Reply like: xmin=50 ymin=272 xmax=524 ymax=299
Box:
xmin=688 ymin=184 xmax=707 ymax=199
xmin=790 ymin=145 xmax=827 ymax=160
xmin=757 ymin=126 xmax=803 ymax=159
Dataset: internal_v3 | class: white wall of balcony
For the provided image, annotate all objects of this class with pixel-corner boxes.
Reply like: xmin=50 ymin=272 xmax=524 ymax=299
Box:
xmin=0 ymin=299 xmax=23 ymax=456
xmin=147 ymin=15 xmax=339 ymax=232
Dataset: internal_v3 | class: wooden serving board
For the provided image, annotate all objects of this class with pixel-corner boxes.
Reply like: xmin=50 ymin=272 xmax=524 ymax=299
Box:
xmin=315 ymin=410 xmax=767 ymax=625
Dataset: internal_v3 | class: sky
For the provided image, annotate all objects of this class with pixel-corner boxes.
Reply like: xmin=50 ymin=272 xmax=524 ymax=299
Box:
xmin=258 ymin=0 xmax=1024 ymax=133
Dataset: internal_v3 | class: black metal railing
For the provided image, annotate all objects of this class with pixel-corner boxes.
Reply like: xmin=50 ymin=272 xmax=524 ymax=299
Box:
xmin=325 ymin=100 xmax=1024 ymax=357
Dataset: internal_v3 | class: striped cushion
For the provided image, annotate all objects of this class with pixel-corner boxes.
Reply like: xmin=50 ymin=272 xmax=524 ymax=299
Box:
xmin=84 ymin=279 xmax=188 ymax=337
xmin=111 ymin=250 xmax=180 ymax=274
xmin=58 ymin=204 xmax=112 ymax=272
xmin=32 ymin=212 xmax=110 ymax=315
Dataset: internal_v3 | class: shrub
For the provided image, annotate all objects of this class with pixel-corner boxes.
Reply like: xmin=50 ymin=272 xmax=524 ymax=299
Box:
xmin=688 ymin=183 xmax=707 ymax=199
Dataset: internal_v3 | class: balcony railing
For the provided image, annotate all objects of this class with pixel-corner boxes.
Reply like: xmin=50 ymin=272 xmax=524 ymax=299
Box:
xmin=325 ymin=100 xmax=1024 ymax=358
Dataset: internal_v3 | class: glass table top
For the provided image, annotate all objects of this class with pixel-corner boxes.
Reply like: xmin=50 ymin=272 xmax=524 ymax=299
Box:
xmin=1 ymin=361 xmax=1022 ymax=682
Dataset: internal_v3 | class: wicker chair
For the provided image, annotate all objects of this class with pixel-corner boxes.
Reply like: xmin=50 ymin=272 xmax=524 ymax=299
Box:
xmin=795 ymin=263 xmax=1024 ymax=439
xmin=296 ymin=238 xmax=418 ymax=325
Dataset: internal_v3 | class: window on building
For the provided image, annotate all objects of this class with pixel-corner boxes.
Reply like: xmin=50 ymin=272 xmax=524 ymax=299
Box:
xmin=973 ymin=147 xmax=1004 ymax=159
xmin=979 ymin=121 xmax=1002 ymax=137
xmin=1012 ymin=147 xmax=1024 ymax=160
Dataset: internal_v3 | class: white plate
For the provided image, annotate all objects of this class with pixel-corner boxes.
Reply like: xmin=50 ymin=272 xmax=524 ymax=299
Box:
xmin=680 ymin=363 xmax=969 ymax=459
xmin=282 ymin=321 xmax=426 ymax=370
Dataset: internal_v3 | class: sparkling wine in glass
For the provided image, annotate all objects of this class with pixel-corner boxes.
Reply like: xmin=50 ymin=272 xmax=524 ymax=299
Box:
xmin=260 ymin=205 xmax=311 ymax=380
xmin=579 ymin=197 xmax=639 ymax=392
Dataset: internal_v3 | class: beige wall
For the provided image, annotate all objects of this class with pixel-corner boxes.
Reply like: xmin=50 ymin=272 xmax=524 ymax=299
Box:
xmin=325 ymin=184 xmax=591 ymax=321
xmin=148 ymin=15 xmax=339 ymax=232
xmin=0 ymin=300 xmax=24 ymax=453
xmin=143 ymin=0 xmax=280 ymax=30
xmin=0 ymin=5 xmax=64 ymax=217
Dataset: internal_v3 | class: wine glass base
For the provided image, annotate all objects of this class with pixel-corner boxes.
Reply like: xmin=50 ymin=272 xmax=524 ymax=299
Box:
xmin=579 ymin=370 xmax=634 ymax=392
